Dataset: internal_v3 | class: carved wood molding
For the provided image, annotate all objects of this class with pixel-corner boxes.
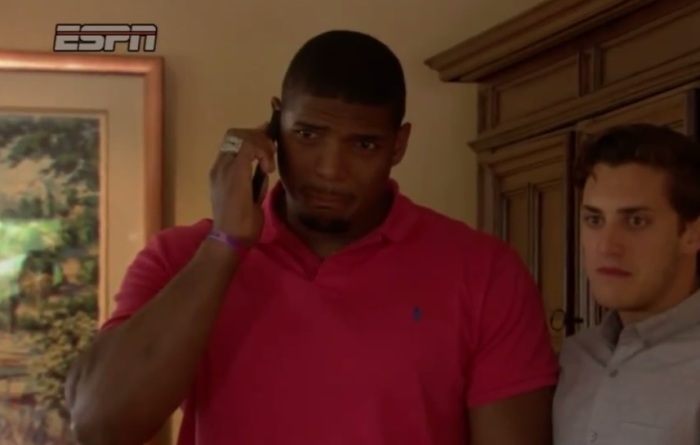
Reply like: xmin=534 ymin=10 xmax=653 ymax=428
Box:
xmin=471 ymin=76 xmax=700 ymax=153
xmin=424 ymin=0 xmax=654 ymax=82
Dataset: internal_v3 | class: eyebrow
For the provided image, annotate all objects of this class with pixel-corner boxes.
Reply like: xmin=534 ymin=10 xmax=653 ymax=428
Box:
xmin=292 ymin=120 xmax=386 ymax=139
xmin=293 ymin=121 xmax=328 ymax=131
xmin=581 ymin=205 xmax=653 ymax=214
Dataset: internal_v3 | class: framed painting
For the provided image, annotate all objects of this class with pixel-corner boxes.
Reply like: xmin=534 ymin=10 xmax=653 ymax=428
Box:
xmin=0 ymin=50 xmax=163 ymax=444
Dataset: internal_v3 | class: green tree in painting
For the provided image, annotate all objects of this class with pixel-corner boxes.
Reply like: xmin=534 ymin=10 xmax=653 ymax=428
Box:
xmin=0 ymin=114 xmax=100 ymax=441
xmin=0 ymin=113 xmax=100 ymax=254
xmin=28 ymin=291 xmax=98 ymax=421
xmin=0 ymin=115 xmax=99 ymax=193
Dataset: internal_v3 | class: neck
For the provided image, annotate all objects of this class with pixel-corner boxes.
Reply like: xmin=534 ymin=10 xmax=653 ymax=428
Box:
xmin=278 ymin=188 xmax=394 ymax=258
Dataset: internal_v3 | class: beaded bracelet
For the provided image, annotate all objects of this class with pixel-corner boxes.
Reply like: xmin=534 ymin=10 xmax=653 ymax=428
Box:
xmin=207 ymin=229 xmax=250 ymax=256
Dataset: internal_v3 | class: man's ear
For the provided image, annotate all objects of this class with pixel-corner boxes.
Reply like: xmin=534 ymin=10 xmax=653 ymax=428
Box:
xmin=681 ymin=216 xmax=700 ymax=254
xmin=391 ymin=122 xmax=411 ymax=166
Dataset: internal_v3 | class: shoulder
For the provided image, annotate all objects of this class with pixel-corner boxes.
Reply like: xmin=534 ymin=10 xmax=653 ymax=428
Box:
xmin=150 ymin=218 xmax=212 ymax=250
xmin=409 ymin=199 xmax=506 ymax=247
xmin=136 ymin=218 xmax=213 ymax=273
xmin=101 ymin=219 xmax=213 ymax=330
xmin=408 ymin=199 xmax=522 ymax=276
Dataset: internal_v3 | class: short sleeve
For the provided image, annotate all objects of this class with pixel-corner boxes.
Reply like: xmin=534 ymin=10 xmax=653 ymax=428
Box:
xmin=464 ymin=245 xmax=559 ymax=407
xmin=101 ymin=220 xmax=211 ymax=331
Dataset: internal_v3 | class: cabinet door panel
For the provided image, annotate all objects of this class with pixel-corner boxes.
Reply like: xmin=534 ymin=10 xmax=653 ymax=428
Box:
xmin=479 ymin=132 xmax=574 ymax=351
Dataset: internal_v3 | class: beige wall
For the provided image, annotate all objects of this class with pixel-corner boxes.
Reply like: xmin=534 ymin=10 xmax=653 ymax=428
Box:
xmin=1 ymin=0 xmax=542 ymax=229
xmin=0 ymin=0 xmax=543 ymax=440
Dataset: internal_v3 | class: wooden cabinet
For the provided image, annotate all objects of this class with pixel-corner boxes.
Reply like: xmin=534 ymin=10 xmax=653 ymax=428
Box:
xmin=479 ymin=132 xmax=573 ymax=350
xmin=577 ymin=90 xmax=698 ymax=138
xmin=427 ymin=0 xmax=700 ymax=349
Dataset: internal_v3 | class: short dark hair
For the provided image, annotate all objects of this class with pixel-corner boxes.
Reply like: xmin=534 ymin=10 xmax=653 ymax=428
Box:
xmin=281 ymin=30 xmax=406 ymax=127
xmin=574 ymin=123 xmax=700 ymax=223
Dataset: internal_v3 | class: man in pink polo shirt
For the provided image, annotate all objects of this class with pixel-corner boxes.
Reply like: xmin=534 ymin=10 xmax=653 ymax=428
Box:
xmin=65 ymin=30 xmax=558 ymax=445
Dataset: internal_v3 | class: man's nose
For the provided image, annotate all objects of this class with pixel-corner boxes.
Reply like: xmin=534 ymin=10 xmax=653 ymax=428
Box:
xmin=596 ymin=225 xmax=625 ymax=256
xmin=314 ymin=143 xmax=347 ymax=181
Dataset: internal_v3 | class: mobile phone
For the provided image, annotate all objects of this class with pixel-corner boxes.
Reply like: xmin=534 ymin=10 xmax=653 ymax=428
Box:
xmin=252 ymin=109 xmax=280 ymax=201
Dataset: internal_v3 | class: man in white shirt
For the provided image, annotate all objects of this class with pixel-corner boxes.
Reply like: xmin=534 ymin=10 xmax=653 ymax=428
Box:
xmin=553 ymin=123 xmax=700 ymax=445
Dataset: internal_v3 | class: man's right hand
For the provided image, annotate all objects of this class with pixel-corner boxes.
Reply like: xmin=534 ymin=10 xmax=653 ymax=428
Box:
xmin=209 ymin=126 xmax=277 ymax=244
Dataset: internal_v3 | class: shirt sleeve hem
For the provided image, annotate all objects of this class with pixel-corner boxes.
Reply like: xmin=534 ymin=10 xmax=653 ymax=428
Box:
xmin=466 ymin=373 xmax=558 ymax=408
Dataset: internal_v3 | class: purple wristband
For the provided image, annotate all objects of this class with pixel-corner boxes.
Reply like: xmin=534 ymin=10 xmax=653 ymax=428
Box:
xmin=207 ymin=230 xmax=249 ymax=255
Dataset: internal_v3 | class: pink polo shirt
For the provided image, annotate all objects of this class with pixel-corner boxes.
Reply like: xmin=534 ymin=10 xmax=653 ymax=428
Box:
xmin=103 ymin=181 xmax=557 ymax=445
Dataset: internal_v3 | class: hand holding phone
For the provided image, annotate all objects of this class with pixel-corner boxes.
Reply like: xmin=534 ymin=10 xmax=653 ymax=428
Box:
xmin=210 ymin=116 xmax=277 ymax=243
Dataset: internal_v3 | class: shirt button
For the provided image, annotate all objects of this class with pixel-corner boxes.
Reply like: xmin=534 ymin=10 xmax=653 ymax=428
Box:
xmin=590 ymin=431 xmax=598 ymax=443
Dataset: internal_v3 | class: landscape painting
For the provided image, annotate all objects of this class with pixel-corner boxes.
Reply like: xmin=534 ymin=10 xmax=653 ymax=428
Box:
xmin=0 ymin=111 xmax=102 ymax=444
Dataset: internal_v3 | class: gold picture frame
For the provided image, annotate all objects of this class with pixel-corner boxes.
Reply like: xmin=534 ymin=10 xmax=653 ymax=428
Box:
xmin=0 ymin=50 xmax=164 ymax=445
